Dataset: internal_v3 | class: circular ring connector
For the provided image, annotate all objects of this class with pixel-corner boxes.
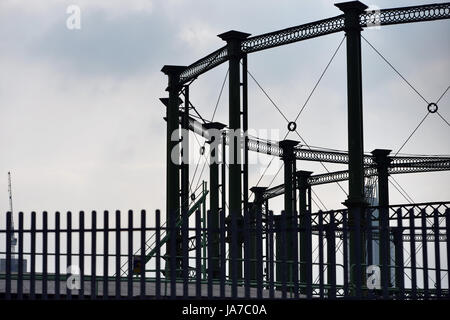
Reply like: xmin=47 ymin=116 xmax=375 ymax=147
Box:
xmin=287 ymin=121 xmax=297 ymax=132
xmin=427 ymin=102 xmax=438 ymax=113
xmin=191 ymin=193 xmax=196 ymax=201
xmin=199 ymin=146 xmax=205 ymax=155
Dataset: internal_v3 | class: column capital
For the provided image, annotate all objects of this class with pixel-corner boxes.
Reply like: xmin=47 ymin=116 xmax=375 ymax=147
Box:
xmin=335 ymin=1 xmax=367 ymax=14
xmin=295 ymin=170 xmax=313 ymax=178
xmin=371 ymin=149 xmax=392 ymax=167
xmin=335 ymin=1 xmax=367 ymax=31
xmin=296 ymin=170 xmax=313 ymax=189
xmin=218 ymin=30 xmax=251 ymax=58
xmin=159 ymin=97 xmax=183 ymax=107
xmin=217 ymin=30 xmax=251 ymax=42
xmin=161 ymin=65 xmax=187 ymax=75
xmin=279 ymin=139 xmax=300 ymax=160
xmin=161 ymin=65 xmax=187 ymax=91
xmin=250 ymin=186 xmax=268 ymax=202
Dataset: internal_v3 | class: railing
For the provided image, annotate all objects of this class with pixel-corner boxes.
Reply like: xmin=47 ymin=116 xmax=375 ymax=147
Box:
xmin=0 ymin=202 xmax=448 ymax=299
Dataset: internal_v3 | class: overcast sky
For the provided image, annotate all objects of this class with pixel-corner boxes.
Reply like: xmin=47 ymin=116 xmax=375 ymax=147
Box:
xmin=0 ymin=0 xmax=449 ymax=221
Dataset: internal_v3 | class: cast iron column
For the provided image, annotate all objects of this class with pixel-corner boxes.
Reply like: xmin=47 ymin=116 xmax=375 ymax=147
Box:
xmin=242 ymin=55 xmax=249 ymax=220
xmin=336 ymin=1 xmax=368 ymax=296
xmin=161 ymin=65 xmax=186 ymax=278
xmin=372 ymin=149 xmax=392 ymax=291
xmin=218 ymin=30 xmax=251 ymax=281
xmin=296 ymin=170 xmax=313 ymax=293
xmin=205 ymin=122 xmax=226 ymax=279
xmin=279 ymin=139 xmax=299 ymax=286
xmin=181 ymin=86 xmax=190 ymax=230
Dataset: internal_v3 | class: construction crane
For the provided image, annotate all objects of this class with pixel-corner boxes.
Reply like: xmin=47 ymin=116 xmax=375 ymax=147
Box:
xmin=7 ymin=172 xmax=17 ymax=255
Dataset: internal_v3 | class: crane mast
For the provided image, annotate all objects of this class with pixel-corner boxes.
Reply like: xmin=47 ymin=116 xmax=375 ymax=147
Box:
xmin=7 ymin=172 xmax=17 ymax=254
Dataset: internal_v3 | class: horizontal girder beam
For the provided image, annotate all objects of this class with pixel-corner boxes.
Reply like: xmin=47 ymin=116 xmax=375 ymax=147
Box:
xmin=177 ymin=112 xmax=450 ymax=167
xmin=178 ymin=3 xmax=450 ymax=85
xmin=263 ymin=162 xmax=450 ymax=200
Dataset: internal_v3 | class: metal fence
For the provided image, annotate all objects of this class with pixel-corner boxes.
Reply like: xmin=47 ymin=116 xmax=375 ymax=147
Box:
xmin=0 ymin=202 xmax=448 ymax=299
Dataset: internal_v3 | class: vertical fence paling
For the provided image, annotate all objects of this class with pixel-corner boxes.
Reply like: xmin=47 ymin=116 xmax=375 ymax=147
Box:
xmin=79 ymin=211 xmax=85 ymax=299
xmin=408 ymin=208 xmax=417 ymax=299
xmin=268 ymin=211 xmax=274 ymax=299
xmin=318 ymin=210 xmax=324 ymax=299
xmin=231 ymin=209 xmax=238 ymax=298
xmin=265 ymin=206 xmax=270 ymax=293
xmin=18 ymin=212 xmax=23 ymax=299
xmin=127 ymin=210 xmax=133 ymax=298
xmin=103 ymin=211 xmax=109 ymax=299
xmin=421 ymin=209 xmax=429 ymax=298
xmin=55 ymin=211 xmax=60 ymax=299
xmin=169 ymin=208 xmax=176 ymax=299
xmin=446 ymin=209 xmax=450 ymax=300
xmin=67 ymin=211 xmax=72 ymax=300
xmin=342 ymin=210 xmax=349 ymax=297
xmin=433 ymin=208 xmax=441 ymax=298
xmin=182 ymin=205 xmax=188 ymax=299
xmin=207 ymin=210 xmax=213 ymax=298
xmin=155 ymin=209 xmax=161 ymax=299
xmin=220 ymin=209 xmax=226 ymax=298
xmin=306 ymin=208 xmax=313 ymax=299
xmin=30 ymin=211 xmax=36 ymax=299
xmin=243 ymin=208 xmax=250 ymax=298
xmin=256 ymin=204 xmax=263 ymax=299
xmin=5 ymin=212 xmax=11 ymax=300
xmin=395 ymin=208 xmax=404 ymax=299
xmin=140 ymin=210 xmax=146 ymax=299
xmin=328 ymin=211 xmax=336 ymax=299
xmin=91 ymin=211 xmax=97 ymax=299
xmin=380 ymin=205 xmax=389 ymax=299
xmin=43 ymin=211 xmax=48 ymax=299
xmin=365 ymin=209 xmax=373 ymax=299
xmin=281 ymin=212 xmax=287 ymax=298
xmin=195 ymin=209 xmax=201 ymax=298
xmin=354 ymin=207 xmax=362 ymax=298
xmin=115 ymin=210 xmax=120 ymax=299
